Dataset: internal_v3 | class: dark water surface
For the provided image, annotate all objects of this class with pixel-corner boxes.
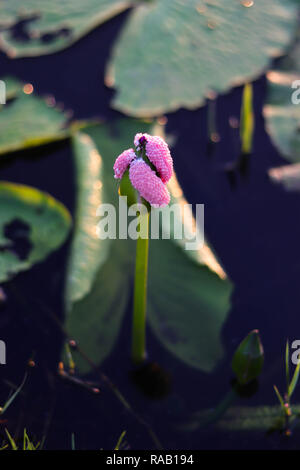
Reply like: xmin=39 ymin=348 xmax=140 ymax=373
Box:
xmin=0 ymin=11 xmax=300 ymax=450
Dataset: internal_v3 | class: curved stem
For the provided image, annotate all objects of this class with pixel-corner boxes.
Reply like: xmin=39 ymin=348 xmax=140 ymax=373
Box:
xmin=132 ymin=209 xmax=149 ymax=365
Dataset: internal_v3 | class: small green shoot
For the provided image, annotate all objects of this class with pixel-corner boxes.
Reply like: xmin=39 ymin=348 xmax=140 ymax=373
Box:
xmin=0 ymin=372 xmax=27 ymax=416
xmin=114 ymin=431 xmax=127 ymax=450
xmin=65 ymin=342 xmax=76 ymax=374
xmin=1 ymin=429 xmax=39 ymax=450
xmin=273 ymin=340 xmax=300 ymax=435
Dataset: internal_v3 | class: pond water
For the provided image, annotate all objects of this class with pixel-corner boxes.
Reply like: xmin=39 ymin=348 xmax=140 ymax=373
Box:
xmin=0 ymin=11 xmax=300 ymax=450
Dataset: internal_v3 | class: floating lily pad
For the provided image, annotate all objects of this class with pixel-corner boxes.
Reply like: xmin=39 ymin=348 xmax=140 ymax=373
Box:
xmin=64 ymin=120 xmax=232 ymax=373
xmin=106 ymin=0 xmax=298 ymax=117
xmin=264 ymin=26 xmax=300 ymax=191
xmin=0 ymin=182 xmax=72 ymax=283
xmin=264 ymin=38 xmax=300 ymax=162
xmin=0 ymin=0 xmax=135 ymax=57
xmin=0 ymin=89 xmax=70 ymax=155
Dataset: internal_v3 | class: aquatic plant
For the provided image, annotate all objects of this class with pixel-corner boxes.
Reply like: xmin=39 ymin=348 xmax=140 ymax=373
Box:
xmin=0 ymin=429 xmax=40 ymax=451
xmin=0 ymin=373 xmax=27 ymax=416
xmin=114 ymin=133 xmax=173 ymax=364
xmin=114 ymin=431 xmax=127 ymax=450
xmin=232 ymin=329 xmax=264 ymax=386
xmin=272 ymin=341 xmax=300 ymax=435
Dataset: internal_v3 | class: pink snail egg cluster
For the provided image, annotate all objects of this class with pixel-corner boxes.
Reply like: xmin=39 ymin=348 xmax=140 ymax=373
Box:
xmin=113 ymin=133 xmax=173 ymax=208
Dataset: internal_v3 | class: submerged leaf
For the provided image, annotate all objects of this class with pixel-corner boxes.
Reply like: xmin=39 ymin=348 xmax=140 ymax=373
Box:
xmin=0 ymin=182 xmax=71 ymax=283
xmin=106 ymin=0 xmax=298 ymax=117
xmin=216 ymin=404 xmax=300 ymax=432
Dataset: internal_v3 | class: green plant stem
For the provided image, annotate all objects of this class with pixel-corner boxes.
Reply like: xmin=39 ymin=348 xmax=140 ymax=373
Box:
xmin=132 ymin=209 xmax=150 ymax=365
xmin=240 ymin=83 xmax=254 ymax=155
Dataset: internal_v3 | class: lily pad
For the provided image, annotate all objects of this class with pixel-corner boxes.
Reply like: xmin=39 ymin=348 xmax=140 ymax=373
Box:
xmin=264 ymin=38 xmax=300 ymax=162
xmin=106 ymin=0 xmax=298 ymax=117
xmin=0 ymin=182 xmax=71 ymax=283
xmin=0 ymin=89 xmax=70 ymax=155
xmin=264 ymin=26 xmax=300 ymax=191
xmin=65 ymin=120 xmax=232 ymax=373
xmin=0 ymin=0 xmax=135 ymax=57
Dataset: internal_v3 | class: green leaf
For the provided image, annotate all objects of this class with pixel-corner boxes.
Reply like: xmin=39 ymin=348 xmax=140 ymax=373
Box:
xmin=148 ymin=239 xmax=232 ymax=372
xmin=0 ymin=182 xmax=71 ymax=283
xmin=64 ymin=132 xmax=109 ymax=311
xmin=114 ymin=431 xmax=127 ymax=451
xmin=65 ymin=119 xmax=232 ymax=373
xmin=106 ymin=0 xmax=298 ymax=117
xmin=147 ymin=171 xmax=232 ymax=372
xmin=264 ymin=37 xmax=300 ymax=162
xmin=273 ymin=384 xmax=285 ymax=410
xmin=0 ymin=0 xmax=135 ymax=58
xmin=0 ymin=373 xmax=27 ymax=415
xmin=0 ymin=89 xmax=70 ymax=156
xmin=288 ymin=359 xmax=300 ymax=398
xmin=65 ymin=243 xmax=132 ymax=373
xmin=4 ymin=430 xmax=18 ymax=450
